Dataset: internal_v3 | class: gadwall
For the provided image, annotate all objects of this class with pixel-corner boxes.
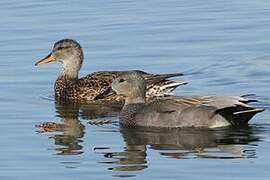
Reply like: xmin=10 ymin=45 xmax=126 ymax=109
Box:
xmin=111 ymin=72 xmax=264 ymax=128
xmin=35 ymin=39 xmax=186 ymax=103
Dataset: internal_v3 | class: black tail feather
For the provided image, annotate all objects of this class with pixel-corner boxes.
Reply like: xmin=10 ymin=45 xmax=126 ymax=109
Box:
xmin=150 ymin=72 xmax=184 ymax=79
xmin=216 ymin=106 xmax=264 ymax=126
xmin=240 ymin=94 xmax=259 ymax=103
xmin=144 ymin=73 xmax=184 ymax=86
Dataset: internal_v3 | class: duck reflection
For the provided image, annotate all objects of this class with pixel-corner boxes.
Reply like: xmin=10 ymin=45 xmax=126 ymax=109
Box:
xmin=96 ymin=126 xmax=263 ymax=173
xmin=36 ymin=98 xmax=264 ymax=174
xmin=36 ymin=98 xmax=122 ymax=155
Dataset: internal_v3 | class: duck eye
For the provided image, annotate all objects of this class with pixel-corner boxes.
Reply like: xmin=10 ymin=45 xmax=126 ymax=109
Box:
xmin=57 ymin=46 xmax=69 ymax=51
xmin=119 ymin=78 xmax=125 ymax=83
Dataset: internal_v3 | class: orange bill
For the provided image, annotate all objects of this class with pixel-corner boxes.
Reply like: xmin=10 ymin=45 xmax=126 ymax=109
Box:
xmin=35 ymin=53 xmax=56 ymax=66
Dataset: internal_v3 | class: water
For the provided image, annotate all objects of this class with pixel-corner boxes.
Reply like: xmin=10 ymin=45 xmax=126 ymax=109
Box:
xmin=1 ymin=0 xmax=270 ymax=179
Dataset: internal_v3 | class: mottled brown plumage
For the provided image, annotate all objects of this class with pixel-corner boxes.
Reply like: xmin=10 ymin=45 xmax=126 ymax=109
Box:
xmin=35 ymin=39 xmax=186 ymax=103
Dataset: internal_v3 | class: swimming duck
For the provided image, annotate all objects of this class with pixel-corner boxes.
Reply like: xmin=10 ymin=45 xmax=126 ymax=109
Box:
xmin=111 ymin=71 xmax=264 ymax=128
xmin=35 ymin=39 xmax=186 ymax=103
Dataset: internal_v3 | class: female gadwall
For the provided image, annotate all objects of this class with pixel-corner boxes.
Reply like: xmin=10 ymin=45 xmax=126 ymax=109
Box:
xmin=35 ymin=39 xmax=186 ymax=102
xmin=111 ymin=72 xmax=264 ymax=128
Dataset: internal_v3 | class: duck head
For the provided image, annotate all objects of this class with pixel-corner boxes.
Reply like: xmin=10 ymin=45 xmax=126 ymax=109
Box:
xmin=35 ymin=39 xmax=84 ymax=78
xmin=112 ymin=72 xmax=147 ymax=104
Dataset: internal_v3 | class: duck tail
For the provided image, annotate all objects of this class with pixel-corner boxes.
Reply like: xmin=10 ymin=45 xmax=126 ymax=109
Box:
xmin=240 ymin=94 xmax=259 ymax=103
xmin=150 ymin=72 xmax=184 ymax=79
xmin=159 ymin=81 xmax=188 ymax=93
xmin=216 ymin=106 xmax=264 ymax=126
xmin=133 ymin=70 xmax=183 ymax=79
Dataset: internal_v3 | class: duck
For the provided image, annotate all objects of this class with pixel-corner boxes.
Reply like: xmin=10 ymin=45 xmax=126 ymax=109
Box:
xmin=35 ymin=39 xmax=186 ymax=103
xmin=110 ymin=71 xmax=264 ymax=128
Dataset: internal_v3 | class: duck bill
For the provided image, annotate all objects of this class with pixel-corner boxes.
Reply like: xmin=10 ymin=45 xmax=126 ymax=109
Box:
xmin=35 ymin=53 xmax=56 ymax=66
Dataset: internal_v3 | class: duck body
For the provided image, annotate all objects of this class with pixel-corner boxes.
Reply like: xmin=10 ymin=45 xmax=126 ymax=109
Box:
xmin=54 ymin=70 xmax=184 ymax=103
xmin=120 ymin=96 xmax=264 ymax=128
xmin=112 ymin=72 xmax=264 ymax=128
xmin=35 ymin=39 xmax=185 ymax=103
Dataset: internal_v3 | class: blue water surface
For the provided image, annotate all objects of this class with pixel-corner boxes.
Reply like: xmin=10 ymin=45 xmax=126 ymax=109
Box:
xmin=0 ymin=0 xmax=270 ymax=179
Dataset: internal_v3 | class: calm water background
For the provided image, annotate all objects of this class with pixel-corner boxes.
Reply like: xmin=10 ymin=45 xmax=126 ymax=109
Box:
xmin=1 ymin=0 xmax=270 ymax=179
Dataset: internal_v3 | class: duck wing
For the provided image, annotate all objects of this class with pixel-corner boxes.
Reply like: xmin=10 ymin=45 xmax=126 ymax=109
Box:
xmin=149 ymin=95 xmax=264 ymax=126
xmin=79 ymin=70 xmax=186 ymax=100
xmin=76 ymin=76 xmax=112 ymax=101
xmin=149 ymin=96 xmax=208 ymax=111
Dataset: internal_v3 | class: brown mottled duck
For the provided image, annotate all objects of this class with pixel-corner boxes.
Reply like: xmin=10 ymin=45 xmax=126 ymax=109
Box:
xmin=35 ymin=39 xmax=186 ymax=103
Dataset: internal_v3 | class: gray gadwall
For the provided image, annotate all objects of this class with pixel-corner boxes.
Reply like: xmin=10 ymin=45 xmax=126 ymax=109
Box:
xmin=35 ymin=39 xmax=186 ymax=102
xmin=111 ymin=72 xmax=264 ymax=128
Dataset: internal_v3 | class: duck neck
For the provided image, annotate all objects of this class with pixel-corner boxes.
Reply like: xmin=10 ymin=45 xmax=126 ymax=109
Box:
xmin=59 ymin=57 xmax=82 ymax=79
xmin=120 ymin=101 xmax=145 ymax=127
xmin=125 ymin=96 xmax=146 ymax=105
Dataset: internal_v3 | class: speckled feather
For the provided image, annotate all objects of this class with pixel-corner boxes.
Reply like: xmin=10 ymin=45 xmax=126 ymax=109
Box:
xmin=54 ymin=71 xmax=183 ymax=103
xmin=36 ymin=39 xmax=185 ymax=103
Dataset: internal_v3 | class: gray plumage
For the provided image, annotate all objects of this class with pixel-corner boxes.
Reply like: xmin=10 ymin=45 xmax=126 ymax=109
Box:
xmin=112 ymin=72 xmax=264 ymax=128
